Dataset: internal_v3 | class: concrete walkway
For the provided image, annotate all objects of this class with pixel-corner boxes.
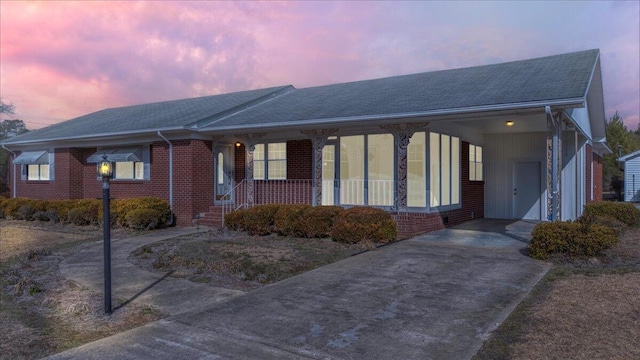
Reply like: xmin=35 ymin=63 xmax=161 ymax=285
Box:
xmin=59 ymin=226 xmax=244 ymax=315
xmin=50 ymin=221 xmax=550 ymax=360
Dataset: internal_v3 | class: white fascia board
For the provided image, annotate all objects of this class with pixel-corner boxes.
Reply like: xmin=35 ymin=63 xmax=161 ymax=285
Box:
xmin=204 ymin=98 xmax=586 ymax=133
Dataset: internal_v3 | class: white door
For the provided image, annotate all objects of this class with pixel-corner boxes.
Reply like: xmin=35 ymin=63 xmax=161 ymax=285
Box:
xmin=513 ymin=162 xmax=541 ymax=220
xmin=214 ymin=144 xmax=234 ymax=204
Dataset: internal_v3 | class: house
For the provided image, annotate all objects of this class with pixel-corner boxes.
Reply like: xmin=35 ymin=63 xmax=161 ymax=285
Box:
xmin=1 ymin=49 xmax=610 ymax=238
xmin=618 ymin=150 xmax=640 ymax=202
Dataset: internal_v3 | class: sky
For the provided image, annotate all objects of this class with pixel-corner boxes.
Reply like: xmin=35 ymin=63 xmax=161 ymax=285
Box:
xmin=1 ymin=0 xmax=639 ymax=131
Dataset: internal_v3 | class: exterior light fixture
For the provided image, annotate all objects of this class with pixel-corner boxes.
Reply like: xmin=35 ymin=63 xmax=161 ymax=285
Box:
xmin=97 ymin=154 xmax=114 ymax=315
xmin=505 ymin=121 xmax=514 ymax=127
xmin=235 ymin=142 xmax=242 ymax=148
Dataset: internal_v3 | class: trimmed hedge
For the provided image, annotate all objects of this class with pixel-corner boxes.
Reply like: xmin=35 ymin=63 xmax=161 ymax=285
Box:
xmin=224 ymin=208 xmax=248 ymax=231
xmin=243 ymin=204 xmax=282 ymax=235
xmin=0 ymin=197 xmax=171 ymax=229
xmin=581 ymin=201 xmax=640 ymax=227
xmin=529 ymin=221 xmax=618 ymax=260
xmin=298 ymin=206 xmax=343 ymax=238
xmin=331 ymin=206 xmax=397 ymax=244
xmin=274 ymin=204 xmax=312 ymax=237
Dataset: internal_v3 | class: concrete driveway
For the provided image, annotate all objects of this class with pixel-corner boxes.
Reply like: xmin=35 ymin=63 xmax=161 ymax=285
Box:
xmin=49 ymin=220 xmax=549 ymax=359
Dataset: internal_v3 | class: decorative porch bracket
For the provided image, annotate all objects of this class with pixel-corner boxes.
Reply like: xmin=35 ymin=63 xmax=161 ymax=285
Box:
xmin=235 ymin=133 xmax=266 ymax=206
xmin=380 ymin=122 xmax=429 ymax=210
xmin=546 ymin=107 xmax=562 ymax=221
xmin=301 ymin=128 xmax=338 ymax=206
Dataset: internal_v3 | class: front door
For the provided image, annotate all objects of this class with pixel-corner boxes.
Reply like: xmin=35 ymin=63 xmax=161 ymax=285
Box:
xmin=214 ymin=144 xmax=234 ymax=204
xmin=513 ymin=162 xmax=541 ymax=220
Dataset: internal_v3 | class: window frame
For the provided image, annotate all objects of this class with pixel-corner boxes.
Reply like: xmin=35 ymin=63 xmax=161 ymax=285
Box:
xmin=19 ymin=149 xmax=54 ymax=181
xmin=253 ymin=142 xmax=287 ymax=180
xmin=469 ymin=144 xmax=484 ymax=181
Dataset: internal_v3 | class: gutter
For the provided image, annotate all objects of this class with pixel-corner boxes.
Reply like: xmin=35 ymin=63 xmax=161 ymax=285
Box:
xmin=1 ymin=126 xmax=187 ymax=146
xmin=157 ymin=131 xmax=174 ymax=225
xmin=203 ymin=98 xmax=587 ymax=133
xmin=1 ymin=145 xmax=17 ymax=198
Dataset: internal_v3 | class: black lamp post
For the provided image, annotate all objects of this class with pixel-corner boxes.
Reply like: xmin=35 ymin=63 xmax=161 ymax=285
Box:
xmin=97 ymin=154 xmax=113 ymax=315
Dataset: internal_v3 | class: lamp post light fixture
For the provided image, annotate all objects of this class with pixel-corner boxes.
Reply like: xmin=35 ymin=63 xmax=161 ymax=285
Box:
xmin=97 ymin=154 xmax=113 ymax=315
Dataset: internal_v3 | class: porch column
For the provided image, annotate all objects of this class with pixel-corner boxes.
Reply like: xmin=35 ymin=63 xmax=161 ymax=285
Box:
xmin=381 ymin=122 xmax=429 ymax=210
xmin=301 ymin=128 xmax=338 ymax=206
xmin=235 ymin=133 xmax=266 ymax=206
xmin=546 ymin=108 xmax=562 ymax=221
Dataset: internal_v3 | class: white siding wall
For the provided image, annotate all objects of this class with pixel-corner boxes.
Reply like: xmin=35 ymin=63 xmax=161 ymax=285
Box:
xmin=624 ymin=156 xmax=640 ymax=202
xmin=485 ymin=132 xmax=547 ymax=219
xmin=561 ymin=131 xmax=578 ymax=220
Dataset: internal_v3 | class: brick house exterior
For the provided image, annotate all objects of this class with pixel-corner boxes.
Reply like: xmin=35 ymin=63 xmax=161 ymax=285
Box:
xmin=3 ymin=50 xmax=611 ymax=237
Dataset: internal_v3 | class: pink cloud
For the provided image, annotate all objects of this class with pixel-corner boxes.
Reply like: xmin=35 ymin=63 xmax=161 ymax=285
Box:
xmin=1 ymin=0 xmax=638 ymax=135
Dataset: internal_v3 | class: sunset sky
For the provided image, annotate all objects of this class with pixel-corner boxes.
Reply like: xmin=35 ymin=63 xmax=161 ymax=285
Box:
xmin=1 ymin=1 xmax=639 ymax=131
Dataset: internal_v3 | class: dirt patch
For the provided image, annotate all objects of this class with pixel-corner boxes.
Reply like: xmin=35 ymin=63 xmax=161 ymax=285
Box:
xmin=131 ymin=229 xmax=367 ymax=291
xmin=0 ymin=220 xmax=163 ymax=360
xmin=474 ymin=226 xmax=640 ymax=360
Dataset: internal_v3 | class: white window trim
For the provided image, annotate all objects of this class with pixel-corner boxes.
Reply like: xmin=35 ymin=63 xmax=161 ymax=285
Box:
xmin=469 ymin=144 xmax=484 ymax=181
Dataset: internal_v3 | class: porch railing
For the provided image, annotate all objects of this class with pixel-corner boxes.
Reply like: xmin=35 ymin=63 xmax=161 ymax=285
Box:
xmin=220 ymin=179 xmax=314 ymax=226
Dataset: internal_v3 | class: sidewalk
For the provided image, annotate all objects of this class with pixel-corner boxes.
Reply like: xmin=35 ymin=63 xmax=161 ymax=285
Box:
xmin=59 ymin=226 xmax=244 ymax=316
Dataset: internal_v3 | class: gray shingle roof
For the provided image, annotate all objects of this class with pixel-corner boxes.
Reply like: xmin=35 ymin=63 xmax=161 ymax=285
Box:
xmin=2 ymin=86 xmax=292 ymax=144
xmin=3 ymin=49 xmax=600 ymax=145
xmin=203 ymin=49 xmax=599 ymax=129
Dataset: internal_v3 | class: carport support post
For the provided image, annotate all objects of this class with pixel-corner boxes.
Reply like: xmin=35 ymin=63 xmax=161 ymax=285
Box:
xmin=546 ymin=106 xmax=561 ymax=221
xmin=235 ymin=133 xmax=266 ymax=206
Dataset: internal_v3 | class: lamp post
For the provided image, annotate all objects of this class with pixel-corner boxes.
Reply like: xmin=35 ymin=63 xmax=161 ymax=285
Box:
xmin=97 ymin=154 xmax=113 ymax=315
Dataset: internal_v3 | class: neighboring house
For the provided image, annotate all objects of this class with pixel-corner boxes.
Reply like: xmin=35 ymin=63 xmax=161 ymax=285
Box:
xmin=618 ymin=150 xmax=640 ymax=202
xmin=1 ymin=49 xmax=610 ymax=238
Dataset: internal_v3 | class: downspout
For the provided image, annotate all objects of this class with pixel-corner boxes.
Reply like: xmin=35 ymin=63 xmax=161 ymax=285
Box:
xmin=157 ymin=131 xmax=174 ymax=225
xmin=2 ymin=145 xmax=17 ymax=198
xmin=546 ymin=106 xmax=559 ymax=221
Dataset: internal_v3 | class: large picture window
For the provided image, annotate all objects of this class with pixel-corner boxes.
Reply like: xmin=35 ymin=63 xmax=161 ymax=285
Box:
xmin=254 ymin=142 xmax=286 ymax=180
xmin=469 ymin=144 xmax=483 ymax=181
xmin=407 ymin=132 xmax=460 ymax=208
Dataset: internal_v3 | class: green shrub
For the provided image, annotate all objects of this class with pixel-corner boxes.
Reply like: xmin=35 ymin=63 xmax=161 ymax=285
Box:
xmin=224 ymin=208 xmax=248 ymax=231
xmin=0 ymin=207 xmax=4 ymax=219
xmin=67 ymin=206 xmax=99 ymax=226
xmin=298 ymin=206 xmax=343 ymax=238
xmin=2 ymin=198 xmax=41 ymax=219
xmin=331 ymin=206 xmax=397 ymax=244
xmin=32 ymin=209 xmax=59 ymax=222
xmin=581 ymin=201 xmax=640 ymax=227
xmin=125 ymin=208 xmax=164 ymax=230
xmin=17 ymin=205 xmax=37 ymax=221
xmin=274 ymin=204 xmax=312 ymax=237
xmin=113 ymin=198 xmax=171 ymax=228
xmin=243 ymin=204 xmax=282 ymax=235
xmin=578 ymin=214 xmax=626 ymax=235
xmin=529 ymin=221 xmax=619 ymax=260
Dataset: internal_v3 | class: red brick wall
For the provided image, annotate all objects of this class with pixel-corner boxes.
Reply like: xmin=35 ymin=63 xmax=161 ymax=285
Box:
xmin=593 ymin=152 xmax=603 ymax=201
xmin=15 ymin=148 xmax=86 ymax=199
xmin=287 ymin=139 xmax=312 ymax=180
xmin=234 ymin=144 xmax=246 ymax=183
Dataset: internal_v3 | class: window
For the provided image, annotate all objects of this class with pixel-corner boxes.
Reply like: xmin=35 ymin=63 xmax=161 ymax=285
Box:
xmin=430 ymin=132 xmax=460 ymax=207
xmin=254 ymin=142 xmax=286 ymax=180
xmin=338 ymin=134 xmax=394 ymax=206
xmin=407 ymin=132 xmax=427 ymax=207
xmin=15 ymin=150 xmax=54 ymax=181
xmin=114 ymin=161 xmax=144 ymax=180
xmin=27 ymin=164 xmax=50 ymax=180
xmin=469 ymin=145 xmax=483 ymax=181
xmin=88 ymin=146 xmax=150 ymax=180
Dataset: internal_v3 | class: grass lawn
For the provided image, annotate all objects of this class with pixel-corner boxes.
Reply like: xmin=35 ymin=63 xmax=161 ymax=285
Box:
xmin=473 ymin=226 xmax=640 ymax=360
